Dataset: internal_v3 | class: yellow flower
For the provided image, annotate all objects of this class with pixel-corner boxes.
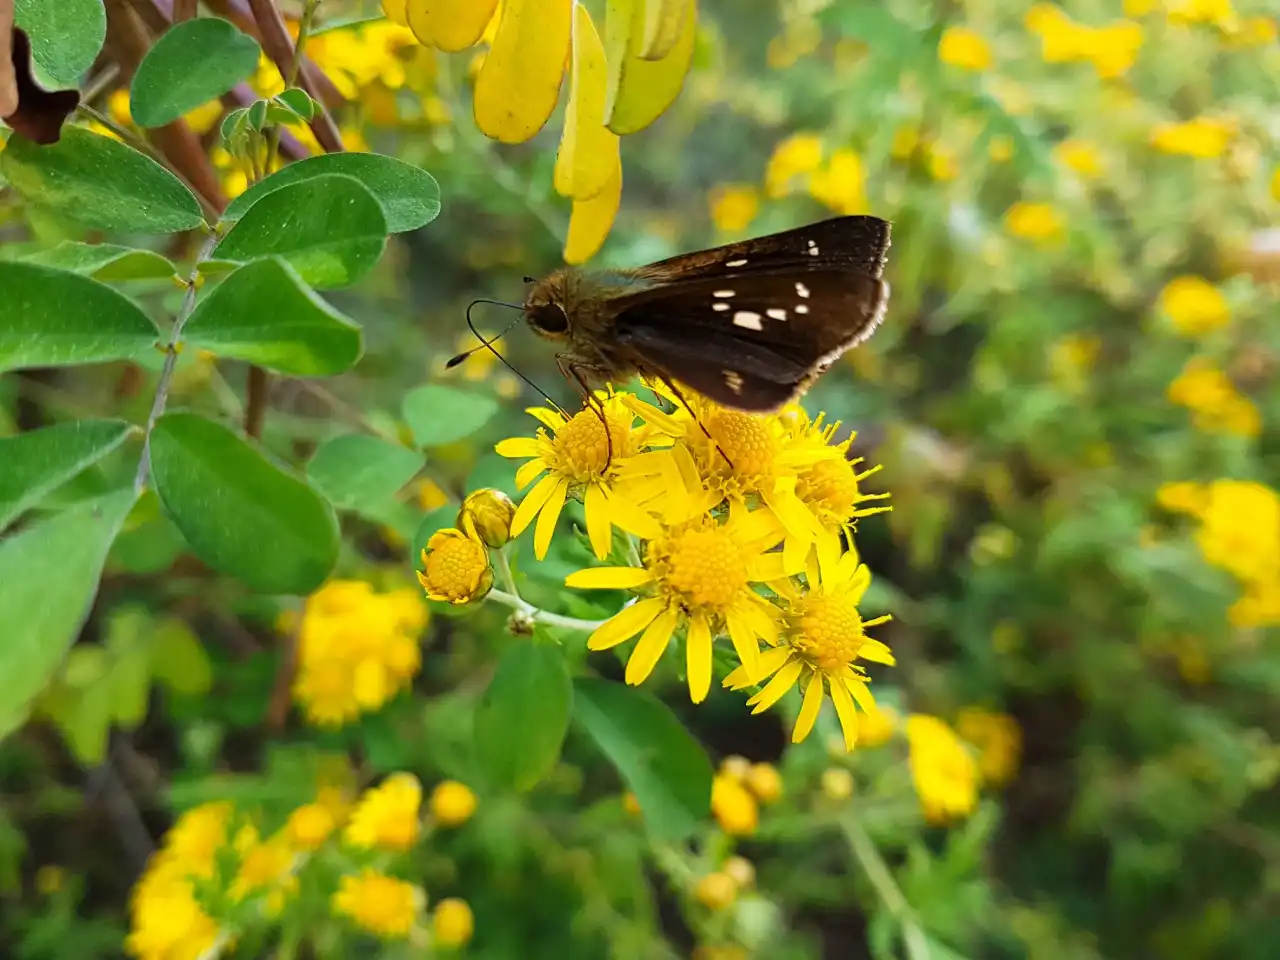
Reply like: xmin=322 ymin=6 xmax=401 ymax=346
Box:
xmin=1165 ymin=0 xmax=1239 ymax=28
xmin=1026 ymin=4 xmax=1089 ymax=61
xmin=1158 ymin=275 xmax=1229 ymax=336
xmin=1193 ymin=480 xmax=1280 ymax=586
xmin=1003 ymin=201 xmax=1064 ymax=244
xmin=710 ymin=772 xmax=758 ymax=835
xmin=709 ymin=184 xmax=760 ymax=233
xmin=344 ymin=773 xmax=422 ymax=851
xmin=34 ymin=865 xmax=65 ymax=896
xmin=695 ymin=872 xmax=738 ymax=910
xmin=1272 ymin=166 xmax=1280 ymax=203
xmin=1229 ymin=580 xmax=1280 ymax=628
xmin=496 ymin=391 xmax=660 ymax=560
xmin=723 ymin=855 xmax=755 ymax=888
xmin=229 ymin=828 xmax=297 ymax=913
xmin=744 ymin=763 xmax=783 ymax=804
xmin=764 ymin=133 xmax=824 ymax=198
xmin=432 ymin=898 xmax=476 ymax=947
xmin=332 ymin=870 xmax=424 ymax=939
xmin=955 ymin=708 xmax=1021 ymax=786
xmin=726 ymin=550 xmax=892 ymax=751
xmin=459 ymin=488 xmax=516 ymax=548
xmin=1151 ymin=117 xmax=1235 ymax=157
xmin=430 ymin=780 xmax=478 ymax=827
xmin=809 ymin=148 xmax=867 ymax=214
xmin=1085 ymin=21 xmax=1144 ymax=78
xmin=568 ymin=508 xmax=784 ymax=701
xmin=291 ymin=580 xmax=427 ymax=726
xmin=906 ymin=715 xmax=979 ymax=824
xmin=938 ymin=26 xmax=993 ymax=71
xmin=1054 ymin=139 xmax=1104 ymax=179
xmin=1166 ymin=359 xmax=1260 ymax=438
xmin=418 ymin=528 xmax=493 ymax=604
xmin=857 ymin=704 xmax=899 ymax=748
xmin=305 ymin=21 xmax=418 ymax=99
xmin=1156 ymin=480 xmax=1209 ymax=517
xmin=285 ymin=802 xmax=338 ymax=851
xmin=821 ymin=767 xmax=855 ymax=800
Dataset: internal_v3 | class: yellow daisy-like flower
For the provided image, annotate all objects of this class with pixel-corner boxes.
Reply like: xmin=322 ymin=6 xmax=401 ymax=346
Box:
xmin=1150 ymin=116 xmax=1235 ymax=158
xmin=567 ymin=509 xmax=784 ymax=700
xmin=344 ymin=773 xmax=422 ymax=852
xmin=725 ymin=549 xmax=892 ymax=751
xmin=332 ymin=870 xmax=424 ymax=940
xmin=496 ymin=391 xmax=660 ymax=559
xmin=418 ymin=528 xmax=494 ymax=604
xmin=906 ymin=714 xmax=979 ymax=824
xmin=938 ymin=25 xmax=993 ymax=71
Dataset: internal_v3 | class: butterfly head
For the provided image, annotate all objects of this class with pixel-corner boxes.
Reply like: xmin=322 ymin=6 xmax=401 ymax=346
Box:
xmin=523 ymin=269 xmax=598 ymax=344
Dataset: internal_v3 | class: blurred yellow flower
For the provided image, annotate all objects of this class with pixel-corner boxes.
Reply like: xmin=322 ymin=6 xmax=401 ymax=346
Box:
xmin=1055 ymin=139 xmax=1104 ymax=179
xmin=711 ymin=772 xmax=759 ymax=835
xmin=430 ymin=780 xmax=478 ymax=827
xmin=956 ymin=708 xmax=1022 ymax=786
xmin=1272 ymin=166 xmax=1280 ymax=202
xmin=695 ymin=871 xmax=739 ymax=910
xmin=927 ymin=144 xmax=958 ymax=181
xmin=1155 ymin=480 xmax=1210 ymax=517
xmin=906 ymin=715 xmax=979 ymax=824
xmin=709 ymin=183 xmax=760 ymax=233
xmin=305 ymin=21 xmax=419 ymax=99
xmin=344 ymin=773 xmax=423 ymax=851
xmin=290 ymin=580 xmax=427 ymax=726
xmin=821 ymin=767 xmax=855 ymax=800
xmin=988 ymin=136 xmax=1014 ymax=163
xmin=432 ymin=898 xmax=476 ymax=947
xmin=418 ymin=528 xmax=494 ymax=604
xmin=1158 ymin=275 xmax=1229 ymax=335
xmin=1050 ymin=334 xmax=1102 ymax=392
xmin=285 ymin=802 xmax=338 ymax=851
xmin=332 ymin=870 xmax=424 ymax=939
xmin=1194 ymin=480 xmax=1280 ymax=588
xmin=744 ymin=762 xmax=783 ymax=804
xmin=1230 ymin=581 xmax=1280 ymax=629
xmin=938 ymin=26 xmax=993 ymax=71
xmin=1165 ymin=0 xmax=1239 ymax=27
xmin=1125 ymin=0 xmax=1158 ymax=14
xmin=809 ymin=148 xmax=867 ymax=214
xmin=1004 ymin=201 xmax=1065 ymax=244
xmin=229 ymin=827 xmax=297 ymax=913
xmin=1151 ymin=116 xmax=1235 ymax=157
xmin=1087 ymin=21 xmax=1144 ymax=78
xmin=857 ymin=703 xmax=899 ymax=748
xmin=1166 ymin=359 xmax=1260 ymax=438
xmin=765 ymin=133 xmax=824 ymax=198
xmin=1026 ymin=3 xmax=1089 ymax=61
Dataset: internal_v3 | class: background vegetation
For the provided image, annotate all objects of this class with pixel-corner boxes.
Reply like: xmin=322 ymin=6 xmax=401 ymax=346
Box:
xmin=1 ymin=0 xmax=1278 ymax=957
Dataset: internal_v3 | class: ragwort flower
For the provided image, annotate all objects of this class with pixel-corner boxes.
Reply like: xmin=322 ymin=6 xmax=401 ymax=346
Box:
xmin=418 ymin=528 xmax=494 ymax=604
xmin=332 ymin=870 xmax=424 ymax=940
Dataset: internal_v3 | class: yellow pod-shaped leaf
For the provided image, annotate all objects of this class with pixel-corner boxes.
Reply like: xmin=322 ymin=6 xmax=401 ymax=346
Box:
xmin=564 ymin=158 xmax=622 ymax=265
xmin=554 ymin=6 xmax=621 ymax=201
xmin=406 ymin=0 xmax=500 ymax=53
xmin=382 ymin=0 xmax=409 ymax=26
xmin=474 ymin=0 xmax=572 ymax=144
xmin=604 ymin=0 xmax=696 ymax=136
xmin=639 ymin=0 xmax=688 ymax=60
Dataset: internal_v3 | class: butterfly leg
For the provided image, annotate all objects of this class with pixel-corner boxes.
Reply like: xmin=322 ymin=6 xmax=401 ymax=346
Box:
xmin=658 ymin=377 xmax=735 ymax=470
xmin=556 ymin=354 xmax=615 ymax=467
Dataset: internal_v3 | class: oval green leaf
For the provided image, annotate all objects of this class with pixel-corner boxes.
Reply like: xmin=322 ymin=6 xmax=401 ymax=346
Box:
xmin=402 ymin=384 xmax=499 ymax=448
xmin=14 ymin=0 xmax=107 ymax=86
xmin=149 ymin=412 xmax=339 ymax=594
xmin=572 ymin=677 xmax=713 ymax=842
xmin=0 ymin=419 xmax=137 ymax=531
xmin=0 ymin=126 xmax=206 ymax=233
xmin=22 ymin=242 xmax=178 ymax=281
xmin=0 ymin=488 xmax=139 ymax=742
xmin=130 ymin=17 xmax=261 ymax=128
xmin=475 ymin=641 xmax=573 ymax=792
xmin=0 ymin=262 xmax=161 ymax=372
xmin=222 ymin=152 xmax=442 ymax=234
xmin=306 ymin=434 xmax=424 ymax=510
xmin=212 ymin=174 xmax=388 ymax=289
xmin=182 ymin=258 xmax=363 ymax=375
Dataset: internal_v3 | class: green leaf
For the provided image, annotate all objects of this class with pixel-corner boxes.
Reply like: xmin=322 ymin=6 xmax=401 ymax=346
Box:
xmin=14 ymin=0 xmax=107 ymax=86
xmin=222 ymin=153 xmax=442 ymax=234
xmin=150 ymin=618 xmax=213 ymax=697
xmin=0 ymin=126 xmax=206 ymax=233
xmin=182 ymin=259 xmax=363 ymax=375
xmin=0 ymin=419 xmax=136 ymax=531
xmin=475 ymin=641 xmax=573 ymax=792
xmin=22 ymin=241 xmax=178 ymax=281
xmin=571 ymin=678 xmax=712 ymax=841
xmin=306 ymin=434 xmax=424 ymax=510
xmin=0 ymin=488 xmax=138 ymax=742
xmin=0 ymin=262 xmax=161 ymax=372
xmin=130 ymin=17 xmax=260 ymax=128
xmin=402 ymin=384 xmax=499 ymax=448
xmin=212 ymin=174 xmax=387 ymax=289
xmin=274 ymin=88 xmax=316 ymax=121
xmin=149 ymin=412 xmax=338 ymax=594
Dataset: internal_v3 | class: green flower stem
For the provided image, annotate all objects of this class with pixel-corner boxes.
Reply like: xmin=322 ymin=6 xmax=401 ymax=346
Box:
xmin=484 ymin=589 xmax=607 ymax=634
xmin=494 ymin=546 xmax=521 ymax=599
xmin=840 ymin=814 xmax=933 ymax=960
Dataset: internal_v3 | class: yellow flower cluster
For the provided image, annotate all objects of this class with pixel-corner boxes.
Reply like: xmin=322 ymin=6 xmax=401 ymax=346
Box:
xmin=708 ymin=756 xmax=784 ymax=836
xmin=1166 ymin=358 xmax=1260 ymax=438
xmin=417 ymin=489 xmax=518 ymax=603
xmin=1004 ymin=201 xmax=1065 ymax=244
xmin=1150 ymin=116 xmax=1236 ymax=158
xmin=286 ymin=580 xmax=427 ymax=727
xmin=492 ymin=386 xmax=892 ymax=750
xmin=1158 ymin=480 xmax=1280 ymax=627
xmin=905 ymin=715 xmax=980 ymax=825
xmin=938 ymin=25 xmax=994 ymax=72
xmin=1026 ymin=4 xmax=1144 ymax=78
xmin=1159 ymin=275 xmax=1230 ymax=335
xmin=763 ymin=135 xmax=870 ymax=216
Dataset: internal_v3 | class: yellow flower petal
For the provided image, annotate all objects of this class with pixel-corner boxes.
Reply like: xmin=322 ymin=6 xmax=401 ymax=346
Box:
xmin=625 ymin=603 xmax=679 ymax=686
xmin=495 ymin=437 xmax=542 ymax=459
xmin=515 ymin=458 xmax=547 ymax=490
xmin=511 ymin=472 xmax=561 ymax=537
xmin=840 ymin=672 xmax=877 ymax=714
xmin=554 ymin=5 xmax=620 ymax=201
xmin=382 ymin=0 xmax=409 ymax=26
xmin=749 ymin=552 xmax=787 ymax=583
xmin=526 ymin=406 xmax=565 ymax=432
xmin=792 ymin=672 xmax=825 ymax=744
xmin=829 ymin=678 xmax=860 ymax=751
xmin=566 ymin=565 xmax=655 ymax=590
xmin=407 ymin=0 xmax=498 ymax=52
xmin=748 ymin=658 xmax=804 ymax=713
xmin=604 ymin=0 xmax=696 ymax=135
xmin=473 ymin=0 xmax=572 ymax=143
xmin=564 ymin=158 xmax=622 ymax=264
xmin=533 ymin=477 xmax=569 ymax=559
xmin=587 ymin=597 xmax=666 ymax=650
xmin=583 ymin=483 xmax=613 ymax=559
xmin=638 ymin=0 xmax=689 ymax=60
xmin=601 ymin=487 xmax=662 ymax=541
xmin=859 ymin=638 xmax=895 ymax=665
xmin=726 ymin=645 xmax=791 ymax=691
xmin=725 ymin=607 xmax=761 ymax=679
xmin=686 ymin=613 xmax=712 ymax=703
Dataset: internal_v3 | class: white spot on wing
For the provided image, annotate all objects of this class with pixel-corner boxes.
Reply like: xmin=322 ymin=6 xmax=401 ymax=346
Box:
xmin=807 ymin=240 xmax=820 ymax=256
xmin=795 ymin=282 xmax=810 ymax=298
xmin=767 ymin=308 xmax=787 ymax=320
xmin=713 ymin=302 xmax=730 ymax=311
xmin=795 ymin=304 xmax=809 ymax=314
xmin=713 ymin=289 xmax=735 ymax=298
xmin=723 ymin=369 xmax=744 ymax=394
xmin=725 ymin=258 xmax=748 ymax=267
xmin=733 ymin=311 xmax=763 ymax=330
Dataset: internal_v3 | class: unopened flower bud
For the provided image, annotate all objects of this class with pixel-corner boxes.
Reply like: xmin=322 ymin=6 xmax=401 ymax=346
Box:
xmin=459 ymin=488 xmax=516 ymax=548
xmin=417 ymin=529 xmax=493 ymax=605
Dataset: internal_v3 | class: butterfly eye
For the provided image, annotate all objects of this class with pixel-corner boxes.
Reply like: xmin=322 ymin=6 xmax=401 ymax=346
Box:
xmin=527 ymin=303 xmax=569 ymax=334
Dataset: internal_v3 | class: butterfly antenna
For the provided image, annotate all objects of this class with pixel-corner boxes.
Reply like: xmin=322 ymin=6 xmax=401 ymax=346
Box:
xmin=453 ymin=299 xmax=568 ymax=417
xmin=658 ymin=377 xmax=734 ymax=470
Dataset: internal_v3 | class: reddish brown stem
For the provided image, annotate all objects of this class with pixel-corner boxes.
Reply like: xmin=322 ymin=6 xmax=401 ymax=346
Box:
xmin=172 ymin=0 xmax=196 ymax=21
xmin=244 ymin=364 xmax=270 ymax=439
xmin=1 ymin=0 xmax=17 ymax=118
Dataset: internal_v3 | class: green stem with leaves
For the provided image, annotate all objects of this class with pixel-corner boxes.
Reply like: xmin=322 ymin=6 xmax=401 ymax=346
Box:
xmin=841 ymin=815 xmax=934 ymax=960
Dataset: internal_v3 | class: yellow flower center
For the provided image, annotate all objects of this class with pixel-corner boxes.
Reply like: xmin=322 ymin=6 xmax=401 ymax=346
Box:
xmin=651 ymin=523 xmax=749 ymax=611
xmin=792 ymin=593 xmax=866 ymax=672
xmin=422 ymin=532 xmax=489 ymax=603
xmin=796 ymin=456 xmax=860 ymax=522
xmin=551 ymin=409 xmax=632 ymax=482
xmin=699 ymin=410 xmax=778 ymax=488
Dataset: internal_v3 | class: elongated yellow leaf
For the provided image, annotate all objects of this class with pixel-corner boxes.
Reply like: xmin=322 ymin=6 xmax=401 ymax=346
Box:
xmin=605 ymin=0 xmax=695 ymax=135
xmin=554 ymin=7 xmax=620 ymax=201
xmin=564 ymin=158 xmax=621 ymax=264
xmin=406 ymin=0 xmax=499 ymax=52
xmin=640 ymin=0 xmax=688 ymax=60
xmin=382 ymin=0 xmax=409 ymax=26
xmin=474 ymin=0 xmax=572 ymax=143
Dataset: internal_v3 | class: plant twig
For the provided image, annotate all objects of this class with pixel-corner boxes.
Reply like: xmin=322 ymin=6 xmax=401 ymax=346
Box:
xmin=244 ymin=364 xmax=271 ymax=439
xmin=484 ymin=588 xmax=607 ymax=634
xmin=841 ymin=815 xmax=934 ymax=960
xmin=173 ymin=0 xmax=196 ymax=20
